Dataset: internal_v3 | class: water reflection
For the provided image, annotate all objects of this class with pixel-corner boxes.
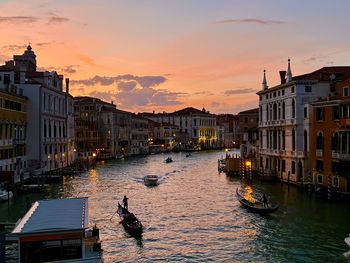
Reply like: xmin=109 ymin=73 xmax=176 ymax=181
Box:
xmin=2 ymin=150 xmax=350 ymax=262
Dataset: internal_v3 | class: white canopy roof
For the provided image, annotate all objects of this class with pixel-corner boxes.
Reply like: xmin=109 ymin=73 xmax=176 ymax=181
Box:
xmin=12 ymin=197 xmax=88 ymax=235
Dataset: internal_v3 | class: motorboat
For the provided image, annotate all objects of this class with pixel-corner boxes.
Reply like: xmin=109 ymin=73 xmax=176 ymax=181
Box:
xmin=165 ymin=157 xmax=173 ymax=163
xmin=236 ymin=188 xmax=278 ymax=214
xmin=144 ymin=175 xmax=159 ymax=186
xmin=0 ymin=188 xmax=13 ymax=202
xmin=345 ymin=235 xmax=350 ymax=248
xmin=117 ymin=203 xmax=143 ymax=235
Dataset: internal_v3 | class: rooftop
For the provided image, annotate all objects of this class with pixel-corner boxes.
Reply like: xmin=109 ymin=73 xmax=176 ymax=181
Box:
xmin=12 ymin=198 xmax=88 ymax=235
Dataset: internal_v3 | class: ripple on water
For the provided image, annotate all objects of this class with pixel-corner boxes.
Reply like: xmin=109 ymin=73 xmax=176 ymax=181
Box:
xmin=3 ymin=151 xmax=350 ymax=263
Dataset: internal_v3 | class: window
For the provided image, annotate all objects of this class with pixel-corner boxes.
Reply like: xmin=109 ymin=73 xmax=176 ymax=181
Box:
xmin=273 ymin=92 xmax=276 ymax=98
xmin=316 ymin=160 xmax=323 ymax=171
xmin=292 ymin=99 xmax=296 ymax=118
xmin=333 ymin=106 xmax=339 ymax=120
xmin=266 ymin=94 xmax=268 ymax=100
xmin=304 ymin=130 xmax=308 ymax=151
xmin=317 ymin=175 xmax=323 ymax=184
xmin=291 ymin=161 xmax=296 ymax=174
xmin=305 ymin=86 xmax=312 ymax=92
xmin=316 ymin=132 xmax=324 ymax=150
xmin=291 ymin=86 xmax=295 ymax=93
xmin=316 ymin=108 xmax=324 ymax=121
xmin=292 ymin=129 xmax=295 ymax=151
xmin=304 ymin=107 xmax=307 ymax=118
xmin=282 ymin=90 xmax=285 ymax=96
xmin=332 ymin=133 xmax=339 ymax=151
xmin=332 ymin=162 xmax=339 ymax=173
xmin=282 ymin=102 xmax=285 ymax=119
xmin=333 ymin=177 xmax=339 ymax=188
xmin=344 ymin=87 xmax=349 ymax=97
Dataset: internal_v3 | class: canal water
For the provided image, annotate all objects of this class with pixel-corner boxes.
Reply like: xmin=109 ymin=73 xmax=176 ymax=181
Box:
xmin=1 ymin=150 xmax=350 ymax=262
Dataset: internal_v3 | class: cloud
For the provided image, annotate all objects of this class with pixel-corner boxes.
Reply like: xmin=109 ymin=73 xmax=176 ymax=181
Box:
xmin=48 ymin=16 xmax=70 ymax=24
xmin=216 ymin=18 xmax=286 ymax=25
xmin=73 ymin=74 xmax=183 ymax=109
xmin=303 ymin=54 xmax=334 ymax=65
xmin=38 ymin=65 xmax=79 ymax=74
xmin=71 ymin=74 xmax=167 ymax=88
xmin=0 ymin=16 xmax=38 ymax=24
xmin=224 ymin=88 xmax=257 ymax=95
xmin=2 ymin=41 xmax=57 ymax=52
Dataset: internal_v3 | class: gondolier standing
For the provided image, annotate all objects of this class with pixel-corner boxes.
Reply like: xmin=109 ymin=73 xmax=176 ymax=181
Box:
xmin=123 ymin=195 xmax=128 ymax=210
xmin=262 ymin=193 xmax=269 ymax=208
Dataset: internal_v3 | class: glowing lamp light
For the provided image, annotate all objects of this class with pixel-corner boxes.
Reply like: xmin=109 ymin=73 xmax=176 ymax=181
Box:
xmin=73 ymin=148 xmax=76 ymax=152
xmin=245 ymin=161 xmax=251 ymax=167
xmin=92 ymin=153 xmax=97 ymax=157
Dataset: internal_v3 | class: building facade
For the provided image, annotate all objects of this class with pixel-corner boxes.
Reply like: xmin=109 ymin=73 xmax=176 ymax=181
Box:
xmin=257 ymin=61 xmax=350 ymax=184
xmin=310 ymin=78 xmax=350 ymax=194
xmin=216 ymin=114 xmax=239 ymax=148
xmin=0 ymin=46 xmax=75 ymax=174
xmin=0 ymin=84 xmax=27 ymax=183
xmin=74 ymin=96 xmax=116 ymax=159
xmin=141 ymin=107 xmax=217 ymax=149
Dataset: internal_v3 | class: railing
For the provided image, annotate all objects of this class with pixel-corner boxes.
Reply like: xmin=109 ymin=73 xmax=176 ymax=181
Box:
xmin=13 ymin=139 xmax=26 ymax=145
xmin=316 ymin=149 xmax=323 ymax=158
xmin=339 ymin=153 xmax=350 ymax=160
xmin=332 ymin=151 xmax=339 ymax=159
xmin=340 ymin=118 xmax=350 ymax=127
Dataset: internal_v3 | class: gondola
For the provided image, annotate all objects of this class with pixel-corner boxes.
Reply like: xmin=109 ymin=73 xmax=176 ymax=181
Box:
xmin=117 ymin=203 xmax=143 ymax=235
xmin=236 ymin=188 xmax=279 ymax=214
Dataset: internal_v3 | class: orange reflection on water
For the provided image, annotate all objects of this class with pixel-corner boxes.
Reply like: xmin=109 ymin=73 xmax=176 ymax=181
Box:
xmin=243 ymin=185 xmax=259 ymax=204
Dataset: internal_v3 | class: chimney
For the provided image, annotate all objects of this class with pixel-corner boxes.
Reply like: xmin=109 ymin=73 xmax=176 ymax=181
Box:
xmin=111 ymin=100 xmax=114 ymax=105
xmin=279 ymin=71 xmax=286 ymax=84
xmin=65 ymin=78 xmax=70 ymax=93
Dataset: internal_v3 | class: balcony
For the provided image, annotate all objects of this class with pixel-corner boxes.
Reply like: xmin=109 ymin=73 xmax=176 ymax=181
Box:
xmin=331 ymin=151 xmax=350 ymax=160
xmin=13 ymin=139 xmax=26 ymax=145
xmin=316 ymin=149 xmax=323 ymax=158
xmin=340 ymin=118 xmax=350 ymax=127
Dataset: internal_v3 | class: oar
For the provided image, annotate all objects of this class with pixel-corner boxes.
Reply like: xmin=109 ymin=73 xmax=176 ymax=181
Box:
xmin=109 ymin=209 xmax=119 ymax=221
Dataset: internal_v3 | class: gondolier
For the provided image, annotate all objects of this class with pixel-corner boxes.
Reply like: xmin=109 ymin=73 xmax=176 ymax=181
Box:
xmin=123 ymin=195 xmax=128 ymax=210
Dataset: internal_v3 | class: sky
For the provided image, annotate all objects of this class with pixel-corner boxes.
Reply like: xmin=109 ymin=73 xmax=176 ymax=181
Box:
xmin=2 ymin=0 xmax=350 ymax=114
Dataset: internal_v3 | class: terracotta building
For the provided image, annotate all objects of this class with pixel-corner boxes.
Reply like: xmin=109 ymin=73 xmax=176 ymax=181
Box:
xmin=310 ymin=78 xmax=350 ymax=195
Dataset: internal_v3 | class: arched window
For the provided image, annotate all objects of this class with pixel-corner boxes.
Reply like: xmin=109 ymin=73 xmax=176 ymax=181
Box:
xmin=282 ymin=130 xmax=285 ymax=150
xmin=304 ymin=130 xmax=307 ymax=151
xmin=332 ymin=132 xmax=339 ymax=151
xmin=292 ymin=129 xmax=296 ymax=151
xmin=292 ymin=99 xmax=296 ymax=118
xmin=316 ymin=132 xmax=324 ymax=150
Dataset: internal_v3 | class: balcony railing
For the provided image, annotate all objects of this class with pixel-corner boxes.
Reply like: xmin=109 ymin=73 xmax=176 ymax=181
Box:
xmin=316 ymin=149 xmax=323 ymax=158
xmin=13 ymin=139 xmax=26 ymax=145
xmin=340 ymin=118 xmax=350 ymax=127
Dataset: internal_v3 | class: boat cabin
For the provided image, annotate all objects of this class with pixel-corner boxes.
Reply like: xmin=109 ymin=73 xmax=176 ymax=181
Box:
xmin=11 ymin=197 xmax=102 ymax=263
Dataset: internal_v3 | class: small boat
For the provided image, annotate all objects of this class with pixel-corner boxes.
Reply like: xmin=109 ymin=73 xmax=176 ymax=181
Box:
xmin=117 ymin=203 xmax=143 ymax=235
xmin=186 ymin=153 xmax=191 ymax=157
xmin=236 ymin=188 xmax=278 ymax=214
xmin=0 ymin=188 xmax=13 ymax=202
xmin=345 ymin=235 xmax=350 ymax=248
xmin=165 ymin=157 xmax=173 ymax=163
xmin=144 ymin=175 xmax=158 ymax=186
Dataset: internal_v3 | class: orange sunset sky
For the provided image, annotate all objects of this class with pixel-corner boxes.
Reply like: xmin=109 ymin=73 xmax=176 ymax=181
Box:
xmin=2 ymin=0 xmax=350 ymax=114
